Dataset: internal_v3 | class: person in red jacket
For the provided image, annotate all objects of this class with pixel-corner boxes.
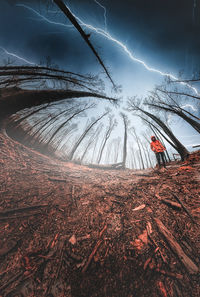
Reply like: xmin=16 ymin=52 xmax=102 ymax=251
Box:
xmin=150 ymin=136 xmax=166 ymax=168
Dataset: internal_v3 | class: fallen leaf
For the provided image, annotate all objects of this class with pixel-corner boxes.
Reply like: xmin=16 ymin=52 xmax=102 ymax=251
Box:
xmin=69 ymin=235 xmax=76 ymax=245
xmin=132 ymin=204 xmax=146 ymax=211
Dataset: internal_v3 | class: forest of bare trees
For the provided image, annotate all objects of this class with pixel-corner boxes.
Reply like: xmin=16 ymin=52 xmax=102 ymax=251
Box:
xmin=0 ymin=0 xmax=199 ymax=170
xmin=1 ymin=69 xmax=199 ymax=169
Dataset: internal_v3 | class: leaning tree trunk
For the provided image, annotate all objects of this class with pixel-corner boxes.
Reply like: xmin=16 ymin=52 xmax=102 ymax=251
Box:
xmin=147 ymin=103 xmax=200 ymax=134
xmin=139 ymin=109 xmax=189 ymax=161
xmin=80 ymin=124 xmax=102 ymax=163
xmin=0 ymin=88 xmax=115 ymax=125
xmin=45 ymin=104 xmax=93 ymax=149
xmin=28 ymin=107 xmax=74 ymax=144
xmin=53 ymin=0 xmax=115 ymax=87
xmin=68 ymin=111 xmax=108 ymax=160
xmin=97 ymin=118 xmax=116 ymax=164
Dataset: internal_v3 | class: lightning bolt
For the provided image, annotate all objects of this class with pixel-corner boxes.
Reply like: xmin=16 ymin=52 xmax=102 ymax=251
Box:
xmin=14 ymin=3 xmax=199 ymax=95
xmin=16 ymin=4 xmax=73 ymax=28
xmin=0 ymin=46 xmax=35 ymax=65
xmin=94 ymin=0 xmax=107 ymax=31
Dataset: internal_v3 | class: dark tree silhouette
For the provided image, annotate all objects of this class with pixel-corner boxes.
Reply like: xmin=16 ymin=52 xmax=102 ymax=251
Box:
xmin=0 ymin=65 xmax=117 ymax=125
xmin=53 ymin=0 xmax=115 ymax=87
xmin=68 ymin=111 xmax=109 ymax=160
xmin=80 ymin=124 xmax=102 ymax=163
xmin=145 ymin=92 xmax=200 ymax=133
xmin=44 ymin=103 xmax=95 ymax=150
xmin=156 ymin=88 xmax=200 ymax=101
xmin=90 ymin=124 xmax=104 ymax=163
xmin=128 ymin=99 xmax=189 ymax=161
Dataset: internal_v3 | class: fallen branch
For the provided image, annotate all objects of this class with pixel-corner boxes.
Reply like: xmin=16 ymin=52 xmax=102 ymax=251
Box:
xmin=48 ymin=177 xmax=66 ymax=182
xmin=45 ymin=240 xmax=65 ymax=296
xmin=146 ymin=224 xmax=168 ymax=264
xmin=155 ymin=194 xmax=182 ymax=210
xmin=0 ymin=212 xmax=44 ymax=221
xmin=0 ymin=204 xmax=48 ymax=217
xmin=161 ymin=199 xmax=181 ymax=210
xmin=154 ymin=268 xmax=183 ymax=280
xmin=157 ymin=281 xmax=168 ymax=297
xmin=55 ymin=240 xmax=66 ymax=280
xmin=172 ymin=193 xmax=196 ymax=224
xmin=82 ymin=239 xmax=103 ymax=273
xmin=155 ymin=218 xmax=199 ymax=274
xmin=82 ymin=224 xmax=107 ymax=273
xmin=0 ymin=271 xmax=23 ymax=292
xmin=99 ymin=224 xmax=107 ymax=238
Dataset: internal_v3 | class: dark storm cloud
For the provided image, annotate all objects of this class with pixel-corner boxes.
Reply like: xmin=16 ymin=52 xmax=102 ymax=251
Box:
xmin=0 ymin=0 xmax=98 ymax=70
xmin=108 ymin=0 xmax=200 ymax=52
xmin=0 ymin=0 xmax=199 ymax=75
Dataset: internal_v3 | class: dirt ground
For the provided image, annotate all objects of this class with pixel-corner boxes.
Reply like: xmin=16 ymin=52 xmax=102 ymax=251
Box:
xmin=0 ymin=131 xmax=199 ymax=297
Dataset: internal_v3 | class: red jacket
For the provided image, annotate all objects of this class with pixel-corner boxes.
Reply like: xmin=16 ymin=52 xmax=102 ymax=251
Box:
xmin=150 ymin=140 xmax=166 ymax=153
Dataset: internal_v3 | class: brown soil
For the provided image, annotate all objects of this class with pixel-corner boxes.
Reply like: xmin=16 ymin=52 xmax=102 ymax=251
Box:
xmin=0 ymin=131 xmax=199 ymax=297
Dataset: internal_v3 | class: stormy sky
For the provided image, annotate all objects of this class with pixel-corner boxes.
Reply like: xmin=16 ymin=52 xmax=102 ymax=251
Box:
xmin=0 ymin=0 xmax=200 ymax=158
xmin=1 ymin=1 xmax=200 ymax=83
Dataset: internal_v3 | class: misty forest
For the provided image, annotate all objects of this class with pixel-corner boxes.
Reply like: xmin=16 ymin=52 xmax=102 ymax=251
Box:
xmin=0 ymin=0 xmax=200 ymax=296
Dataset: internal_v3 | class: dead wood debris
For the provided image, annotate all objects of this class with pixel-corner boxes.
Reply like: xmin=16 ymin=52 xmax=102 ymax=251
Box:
xmin=155 ymin=218 xmax=199 ymax=274
xmin=0 ymin=133 xmax=200 ymax=297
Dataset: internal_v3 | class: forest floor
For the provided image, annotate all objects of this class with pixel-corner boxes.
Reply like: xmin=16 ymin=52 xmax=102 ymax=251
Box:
xmin=0 ymin=130 xmax=199 ymax=297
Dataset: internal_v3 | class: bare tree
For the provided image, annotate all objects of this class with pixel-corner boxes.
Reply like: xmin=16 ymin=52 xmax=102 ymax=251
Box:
xmin=156 ymin=86 xmax=200 ymax=101
xmin=0 ymin=65 xmax=102 ymax=91
xmin=90 ymin=124 xmax=104 ymax=163
xmin=51 ymin=123 xmax=78 ymax=153
xmin=0 ymin=65 xmax=117 ymax=124
xmin=45 ymin=103 xmax=95 ymax=150
xmin=80 ymin=124 xmax=102 ymax=163
xmin=139 ymin=139 xmax=151 ymax=168
xmin=129 ymin=145 xmax=137 ymax=169
xmin=145 ymin=90 xmax=200 ymax=133
xmin=113 ymin=137 xmax=121 ymax=164
xmin=27 ymin=105 xmax=76 ymax=141
xmin=130 ymin=127 xmax=145 ymax=170
xmin=68 ymin=111 xmax=109 ymax=160
xmin=120 ymin=113 xmax=129 ymax=168
xmin=97 ymin=116 xmax=117 ymax=164
xmin=128 ymin=99 xmax=189 ymax=161
xmin=142 ymin=141 xmax=154 ymax=168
